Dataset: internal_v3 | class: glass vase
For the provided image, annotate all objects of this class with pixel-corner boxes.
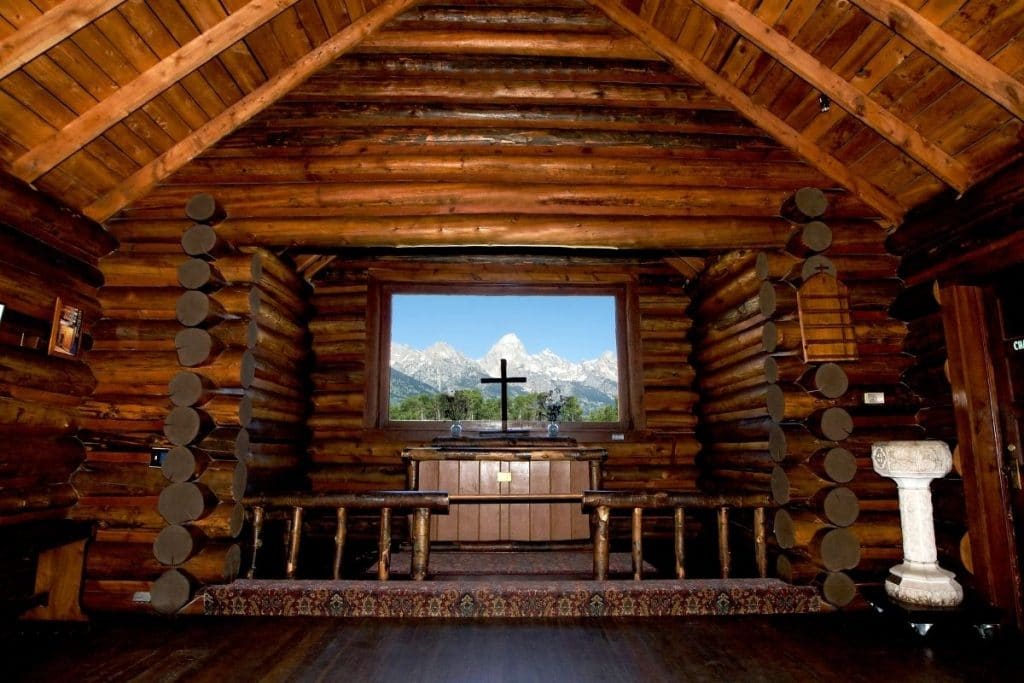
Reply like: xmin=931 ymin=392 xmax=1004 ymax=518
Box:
xmin=450 ymin=421 xmax=463 ymax=438
xmin=547 ymin=422 xmax=559 ymax=438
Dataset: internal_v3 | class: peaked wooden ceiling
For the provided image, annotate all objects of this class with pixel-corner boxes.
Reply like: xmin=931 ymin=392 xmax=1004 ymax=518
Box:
xmin=0 ymin=0 xmax=1021 ymax=245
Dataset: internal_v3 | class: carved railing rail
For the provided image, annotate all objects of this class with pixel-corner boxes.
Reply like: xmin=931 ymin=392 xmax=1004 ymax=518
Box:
xmin=243 ymin=491 xmax=449 ymax=581
xmin=243 ymin=490 xmax=771 ymax=583
xmin=581 ymin=491 xmax=772 ymax=581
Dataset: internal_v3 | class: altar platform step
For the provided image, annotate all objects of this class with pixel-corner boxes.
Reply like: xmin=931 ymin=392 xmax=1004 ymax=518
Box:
xmin=200 ymin=578 xmax=823 ymax=618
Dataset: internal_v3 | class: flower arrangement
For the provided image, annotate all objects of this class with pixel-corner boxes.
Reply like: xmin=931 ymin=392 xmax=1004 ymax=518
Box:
xmin=540 ymin=390 xmax=565 ymax=423
xmin=440 ymin=392 xmax=469 ymax=422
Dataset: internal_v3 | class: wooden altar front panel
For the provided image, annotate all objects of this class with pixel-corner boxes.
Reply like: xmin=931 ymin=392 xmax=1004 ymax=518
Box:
xmin=404 ymin=446 xmax=605 ymax=542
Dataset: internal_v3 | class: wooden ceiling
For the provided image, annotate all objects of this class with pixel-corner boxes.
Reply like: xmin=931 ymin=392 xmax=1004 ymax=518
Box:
xmin=0 ymin=0 xmax=1021 ymax=249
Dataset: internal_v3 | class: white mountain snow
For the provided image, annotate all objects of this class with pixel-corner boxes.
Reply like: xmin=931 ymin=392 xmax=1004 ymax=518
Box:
xmin=391 ymin=333 xmax=618 ymax=405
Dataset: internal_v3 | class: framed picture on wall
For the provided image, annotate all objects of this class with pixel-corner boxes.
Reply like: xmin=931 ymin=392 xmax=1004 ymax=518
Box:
xmin=48 ymin=298 xmax=83 ymax=358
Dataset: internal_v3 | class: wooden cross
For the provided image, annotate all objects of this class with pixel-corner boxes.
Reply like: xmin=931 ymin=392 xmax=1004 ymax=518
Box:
xmin=480 ymin=358 xmax=527 ymax=433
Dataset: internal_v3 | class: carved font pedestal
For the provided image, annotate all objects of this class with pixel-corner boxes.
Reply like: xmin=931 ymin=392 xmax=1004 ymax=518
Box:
xmin=872 ymin=440 xmax=963 ymax=607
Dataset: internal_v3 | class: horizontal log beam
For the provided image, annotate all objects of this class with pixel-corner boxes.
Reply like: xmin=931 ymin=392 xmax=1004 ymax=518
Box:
xmin=0 ymin=174 xmax=117 ymax=264
xmin=109 ymin=215 xmax=798 ymax=249
xmin=355 ymin=30 xmax=662 ymax=60
xmin=166 ymin=154 xmax=829 ymax=189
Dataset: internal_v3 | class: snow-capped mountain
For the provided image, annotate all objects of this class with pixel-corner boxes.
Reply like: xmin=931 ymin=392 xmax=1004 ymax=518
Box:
xmin=391 ymin=333 xmax=617 ymax=407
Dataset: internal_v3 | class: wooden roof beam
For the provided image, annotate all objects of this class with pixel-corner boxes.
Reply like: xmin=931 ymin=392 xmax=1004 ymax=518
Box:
xmin=83 ymin=0 xmax=420 ymax=223
xmin=585 ymin=0 xmax=906 ymax=225
xmin=357 ymin=30 xmax=661 ymax=60
xmin=0 ymin=0 xmax=126 ymax=81
xmin=689 ymin=0 xmax=971 ymax=194
xmin=10 ymin=0 xmax=304 ymax=183
xmin=849 ymin=0 xmax=1024 ymax=122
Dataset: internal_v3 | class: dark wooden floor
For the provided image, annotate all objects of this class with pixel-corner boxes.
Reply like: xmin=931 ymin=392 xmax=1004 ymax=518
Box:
xmin=4 ymin=613 xmax=1018 ymax=682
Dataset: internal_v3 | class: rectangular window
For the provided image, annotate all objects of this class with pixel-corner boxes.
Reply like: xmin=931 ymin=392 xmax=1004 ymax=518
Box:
xmin=382 ymin=289 xmax=626 ymax=433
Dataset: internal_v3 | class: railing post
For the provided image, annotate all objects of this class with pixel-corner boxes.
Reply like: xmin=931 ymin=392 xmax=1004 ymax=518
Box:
xmin=717 ymin=507 xmax=731 ymax=579
xmin=286 ymin=506 xmax=303 ymax=579
xmin=593 ymin=505 xmax=610 ymax=580
xmin=411 ymin=507 xmax=432 ymax=581
xmin=378 ymin=507 xmax=392 ymax=581
xmin=333 ymin=507 xmax=347 ymax=580
xmin=674 ymin=506 xmax=685 ymax=579
xmin=753 ymin=507 xmax=768 ymax=578
xmin=247 ymin=505 xmax=264 ymax=580
xmin=631 ymin=507 xmax=643 ymax=581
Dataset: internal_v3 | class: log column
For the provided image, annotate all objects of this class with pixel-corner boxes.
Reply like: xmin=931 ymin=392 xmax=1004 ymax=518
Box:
xmin=693 ymin=189 xmax=861 ymax=607
xmin=152 ymin=194 xmax=311 ymax=613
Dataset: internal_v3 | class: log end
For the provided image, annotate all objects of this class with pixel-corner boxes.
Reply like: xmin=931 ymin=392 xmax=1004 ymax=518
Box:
xmin=822 ymin=448 xmax=856 ymax=484
xmin=158 ymin=481 xmax=208 ymax=524
xmin=181 ymin=223 xmax=219 ymax=257
xmin=765 ymin=384 xmax=784 ymax=422
xmin=819 ymin=408 xmax=853 ymax=442
xmin=153 ymin=524 xmax=201 ymax=565
xmin=801 ymin=255 xmax=836 ymax=282
xmin=773 ymin=508 xmax=795 ymax=549
xmin=787 ymin=221 xmax=832 ymax=256
xmin=782 ymin=187 xmax=828 ymax=222
xmin=151 ymin=569 xmax=192 ymax=614
xmin=820 ymin=528 xmax=860 ymax=571
xmin=185 ymin=194 xmax=225 ymax=224
xmin=169 ymin=371 xmax=207 ymax=407
xmin=178 ymin=258 xmax=214 ymax=290
xmin=232 ymin=461 xmax=248 ymax=500
xmin=240 ymin=350 xmax=256 ymax=388
xmin=176 ymin=290 xmax=212 ymax=328
xmin=762 ymin=321 xmax=779 ymax=353
xmin=233 ymin=428 xmax=250 ymax=461
xmin=224 ymin=543 xmax=242 ymax=581
xmin=163 ymin=445 xmax=200 ymax=483
xmin=164 ymin=406 xmax=204 ymax=446
xmin=175 ymin=328 xmax=214 ymax=368
xmin=821 ymin=571 xmax=856 ymax=607
xmin=768 ymin=423 xmax=786 ymax=462
xmin=770 ymin=465 xmax=790 ymax=505
xmin=814 ymin=363 xmax=848 ymax=399
xmin=821 ymin=486 xmax=859 ymax=527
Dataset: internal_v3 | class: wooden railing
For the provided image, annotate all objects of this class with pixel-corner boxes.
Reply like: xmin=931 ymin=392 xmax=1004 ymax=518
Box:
xmin=581 ymin=491 xmax=772 ymax=581
xmin=244 ymin=491 xmax=449 ymax=581
xmin=244 ymin=489 xmax=771 ymax=583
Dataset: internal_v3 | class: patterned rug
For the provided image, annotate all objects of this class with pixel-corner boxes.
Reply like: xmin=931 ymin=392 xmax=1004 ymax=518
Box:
xmin=202 ymin=579 xmax=823 ymax=618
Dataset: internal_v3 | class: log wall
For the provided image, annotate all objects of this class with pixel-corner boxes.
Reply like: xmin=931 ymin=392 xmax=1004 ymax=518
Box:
xmin=690 ymin=189 xmax=916 ymax=607
xmin=0 ymin=177 xmax=114 ymax=605
xmin=74 ymin=196 xmax=312 ymax=613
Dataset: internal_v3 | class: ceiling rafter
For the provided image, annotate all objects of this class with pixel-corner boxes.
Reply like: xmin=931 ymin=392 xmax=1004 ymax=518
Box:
xmin=0 ymin=0 xmax=127 ymax=81
xmin=849 ymin=0 xmax=1024 ymax=123
xmin=10 ymin=0 xmax=304 ymax=183
xmin=585 ymin=0 xmax=906 ymax=225
xmin=689 ymin=0 xmax=971 ymax=193
xmin=83 ymin=0 xmax=421 ymax=223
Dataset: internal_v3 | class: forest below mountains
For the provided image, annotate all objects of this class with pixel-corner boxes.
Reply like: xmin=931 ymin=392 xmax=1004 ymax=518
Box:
xmin=390 ymin=388 xmax=619 ymax=422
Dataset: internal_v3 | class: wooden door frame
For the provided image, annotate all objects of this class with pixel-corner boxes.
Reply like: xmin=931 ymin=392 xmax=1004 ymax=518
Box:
xmin=940 ymin=282 xmax=1023 ymax=625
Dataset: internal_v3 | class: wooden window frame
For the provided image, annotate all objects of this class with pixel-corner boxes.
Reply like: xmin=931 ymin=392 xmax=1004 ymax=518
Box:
xmin=367 ymin=278 xmax=639 ymax=442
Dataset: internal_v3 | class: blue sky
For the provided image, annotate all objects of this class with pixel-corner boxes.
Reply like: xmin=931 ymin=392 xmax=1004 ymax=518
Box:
xmin=392 ymin=294 xmax=616 ymax=362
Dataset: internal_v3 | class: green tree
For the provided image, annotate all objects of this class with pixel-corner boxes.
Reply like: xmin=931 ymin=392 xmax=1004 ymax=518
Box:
xmin=561 ymin=396 xmax=584 ymax=422
xmin=585 ymin=402 xmax=618 ymax=422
